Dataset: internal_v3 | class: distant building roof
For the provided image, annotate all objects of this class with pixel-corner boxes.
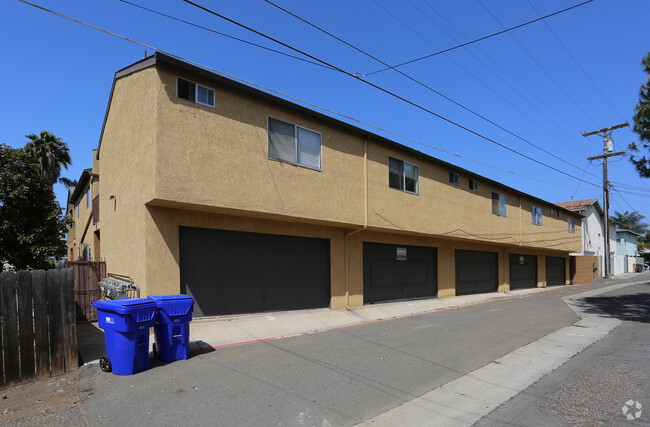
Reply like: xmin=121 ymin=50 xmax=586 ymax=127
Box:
xmin=616 ymin=229 xmax=643 ymax=237
xmin=555 ymin=199 xmax=598 ymax=212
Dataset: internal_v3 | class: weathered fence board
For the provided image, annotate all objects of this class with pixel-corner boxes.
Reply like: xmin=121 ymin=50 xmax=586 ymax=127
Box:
xmin=1 ymin=272 xmax=20 ymax=388
xmin=0 ymin=269 xmax=77 ymax=388
xmin=61 ymin=269 xmax=77 ymax=372
xmin=17 ymin=271 xmax=35 ymax=383
xmin=32 ymin=270 xmax=49 ymax=379
xmin=46 ymin=269 xmax=65 ymax=376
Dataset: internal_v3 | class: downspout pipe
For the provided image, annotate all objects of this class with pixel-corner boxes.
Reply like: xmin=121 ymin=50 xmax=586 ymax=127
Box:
xmin=344 ymin=136 xmax=369 ymax=309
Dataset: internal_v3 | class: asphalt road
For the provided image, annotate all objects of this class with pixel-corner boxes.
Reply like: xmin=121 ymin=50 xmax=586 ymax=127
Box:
xmin=75 ymin=279 xmax=634 ymax=426
xmin=476 ymin=282 xmax=650 ymax=427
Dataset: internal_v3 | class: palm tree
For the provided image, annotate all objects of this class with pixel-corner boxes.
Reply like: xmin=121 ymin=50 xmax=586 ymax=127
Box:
xmin=24 ymin=131 xmax=71 ymax=186
xmin=611 ymin=210 xmax=649 ymax=234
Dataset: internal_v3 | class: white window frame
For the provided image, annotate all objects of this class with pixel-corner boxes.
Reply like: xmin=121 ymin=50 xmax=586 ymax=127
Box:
xmin=388 ymin=156 xmax=419 ymax=195
xmin=86 ymin=187 xmax=90 ymax=209
xmin=449 ymin=172 xmax=460 ymax=185
xmin=491 ymin=192 xmax=507 ymax=217
xmin=532 ymin=205 xmax=542 ymax=225
xmin=469 ymin=178 xmax=478 ymax=191
xmin=568 ymin=217 xmax=575 ymax=233
xmin=267 ymin=116 xmax=322 ymax=171
xmin=176 ymin=77 xmax=215 ymax=108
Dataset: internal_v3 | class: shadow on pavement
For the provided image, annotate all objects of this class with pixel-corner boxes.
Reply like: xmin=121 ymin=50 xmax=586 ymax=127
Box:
xmin=578 ymin=283 xmax=650 ymax=323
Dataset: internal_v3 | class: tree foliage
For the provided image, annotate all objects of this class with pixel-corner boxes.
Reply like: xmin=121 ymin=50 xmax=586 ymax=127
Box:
xmin=0 ymin=143 xmax=70 ymax=270
xmin=611 ymin=210 xmax=649 ymax=235
xmin=630 ymin=52 xmax=650 ymax=177
xmin=25 ymin=131 xmax=72 ymax=186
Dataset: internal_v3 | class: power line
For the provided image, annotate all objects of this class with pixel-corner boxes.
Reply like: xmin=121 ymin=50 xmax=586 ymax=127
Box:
xmin=362 ymin=0 xmax=594 ymax=76
xmin=370 ymin=0 xmax=587 ymax=157
xmin=115 ymin=0 xmax=334 ymax=71
xmin=264 ymin=0 xmax=599 ymax=179
xmin=18 ymin=0 xmax=600 ymax=192
xmin=415 ymin=0 xmax=588 ymax=152
xmin=180 ymin=0 xmax=600 ymax=187
xmin=477 ymin=0 xmax=599 ymax=128
xmin=526 ymin=0 xmax=626 ymax=122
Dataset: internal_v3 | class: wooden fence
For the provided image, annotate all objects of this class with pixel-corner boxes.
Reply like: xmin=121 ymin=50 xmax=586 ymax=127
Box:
xmin=0 ymin=269 xmax=77 ymax=389
xmin=65 ymin=261 xmax=106 ymax=321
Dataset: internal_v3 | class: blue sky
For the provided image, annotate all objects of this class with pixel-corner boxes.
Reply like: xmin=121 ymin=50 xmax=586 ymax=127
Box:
xmin=2 ymin=0 xmax=649 ymax=223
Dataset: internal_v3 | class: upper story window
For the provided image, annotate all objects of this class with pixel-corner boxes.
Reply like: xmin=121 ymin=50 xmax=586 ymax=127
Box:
xmin=389 ymin=157 xmax=419 ymax=194
xmin=86 ymin=187 xmax=90 ymax=209
xmin=468 ymin=178 xmax=478 ymax=191
xmin=449 ymin=172 xmax=460 ymax=185
xmin=76 ymin=202 xmax=80 ymax=218
xmin=268 ymin=117 xmax=321 ymax=170
xmin=557 ymin=211 xmax=562 ymax=219
xmin=177 ymin=78 xmax=215 ymax=107
xmin=549 ymin=207 xmax=555 ymax=216
xmin=568 ymin=217 xmax=575 ymax=233
xmin=532 ymin=205 xmax=542 ymax=225
xmin=491 ymin=192 xmax=506 ymax=217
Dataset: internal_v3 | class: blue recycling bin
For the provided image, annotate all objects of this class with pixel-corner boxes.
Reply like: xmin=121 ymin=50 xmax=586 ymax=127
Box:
xmin=92 ymin=298 xmax=157 ymax=375
xmin=148 ymin=295 xmax=194 ymax=363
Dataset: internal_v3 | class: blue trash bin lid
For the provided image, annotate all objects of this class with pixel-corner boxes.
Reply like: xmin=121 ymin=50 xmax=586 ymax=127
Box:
xmin=93 ymin=298 xmax=156 ymax=314
xmin=148 ymin=295 xmax=194 ymax=316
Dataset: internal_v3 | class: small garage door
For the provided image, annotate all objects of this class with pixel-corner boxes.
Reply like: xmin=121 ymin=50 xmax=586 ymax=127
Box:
xmin=179 ymin=227 xmax=331 ymax=317
xmin=456 ymin=250 xmax=498 ymax=295
xmin=546 ymin=256 xmax=566 ymax=286
xmin=363 ymin=242 xmax=437 ymax=304
xmin=509 ymin=254 xmax=537 ymax=290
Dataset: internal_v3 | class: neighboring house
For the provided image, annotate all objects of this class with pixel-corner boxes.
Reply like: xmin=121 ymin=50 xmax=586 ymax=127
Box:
xmin=66 ymin=153 xmax=100 ymax=261
xmin=615 ymin=229 xmax=642 ymax=273
xmin=75 ymin=52 xmax=582 ymax=317
xmin=555 ymin=199 xmax=616 ymax=277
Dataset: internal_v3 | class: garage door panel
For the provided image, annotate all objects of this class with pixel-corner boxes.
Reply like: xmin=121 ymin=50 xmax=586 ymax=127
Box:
xmin=456 ymin=250 xmax=498 ymax=295
xmin=509 ymin=254 xmax=537 ymax=290
xmin=180 ymin=227 xmax=330 ymax=317
xmin=363 ymin=243 xmax=437 ymax=303
xmin=546 ymin=256 xmax=566 ymax=286
xmin=370 ymin=260 xmax=429 ymax=288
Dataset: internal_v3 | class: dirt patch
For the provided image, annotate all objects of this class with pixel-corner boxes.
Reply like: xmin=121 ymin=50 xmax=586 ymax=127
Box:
xmin=0 ymin=367 xmax=87 ymax=423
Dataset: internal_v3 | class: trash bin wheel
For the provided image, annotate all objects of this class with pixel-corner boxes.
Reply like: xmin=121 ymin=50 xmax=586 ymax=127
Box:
xmin=99 ymin=355 xmax=112 ymax=373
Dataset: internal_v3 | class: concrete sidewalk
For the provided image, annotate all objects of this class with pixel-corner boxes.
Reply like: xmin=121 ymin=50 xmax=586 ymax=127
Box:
xmin=77 ymin=272 xmax=644 ymax=365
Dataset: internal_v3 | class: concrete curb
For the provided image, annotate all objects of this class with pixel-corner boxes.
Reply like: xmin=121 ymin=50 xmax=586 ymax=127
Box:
xmin=359 ymin=280 xmax=647 ymax=426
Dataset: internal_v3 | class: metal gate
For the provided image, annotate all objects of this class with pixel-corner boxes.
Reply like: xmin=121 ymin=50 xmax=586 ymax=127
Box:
xmin=65 ymin=261 xmax=106 ymax=321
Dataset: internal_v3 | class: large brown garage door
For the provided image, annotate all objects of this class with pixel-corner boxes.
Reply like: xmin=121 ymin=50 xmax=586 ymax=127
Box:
xmin=509 ymin=254 xmax=537 ymax=290
xmin=546 ymin=256 xmax=566 ymax=286
xmin=456 ymin=250 xmax=498 ymax=295
xmin=363 ymin=242 xmax=437 ymax=304
xmin=179 ymin=227 xmax=331 ymax=317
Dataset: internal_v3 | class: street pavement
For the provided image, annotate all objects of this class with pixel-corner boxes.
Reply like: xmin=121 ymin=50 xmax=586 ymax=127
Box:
xmin=476 ymin=281 xmax=650 ymax=426
xmin=74 ymin=273 xmax=648 ymax=426
xmin=3 ymin=272 xmax=648 ymax=426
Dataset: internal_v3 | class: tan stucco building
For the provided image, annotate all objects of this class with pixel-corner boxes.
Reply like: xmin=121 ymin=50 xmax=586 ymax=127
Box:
xmin=66 ymin=151 xmax=100 ymax=262
xmin=78 ymin=52 xmax=582 ymax=317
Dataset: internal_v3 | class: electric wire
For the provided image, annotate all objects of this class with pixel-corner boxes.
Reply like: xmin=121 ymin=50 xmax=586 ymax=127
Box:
xmin=18 ymin=0 xmax=600 ymax=192
xmin=264 ymin=0 xmax=599 ymax=179
xmin=477 ymin=0 xmax=599 ymax=129
xmin=181 ymin=0 xmax=599 ymax=186
xmin=571 ymin=161 xmax=592 ymax=200
xmin=526 ymin=0 xmax=626 ymax=122
xmin=115 ymin=0 xmax=334 ymax=71
xmin=415 ymin=0 xmax=588 ymax=151
xmin=362 ymin=0 xmax=594 ymax=76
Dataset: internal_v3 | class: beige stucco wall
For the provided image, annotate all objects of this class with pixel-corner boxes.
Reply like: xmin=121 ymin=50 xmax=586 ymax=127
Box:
xmin=96 ymin=61 xmax=579 ymax=307
xmin=98 ymin=67 xmax=159 ymax=287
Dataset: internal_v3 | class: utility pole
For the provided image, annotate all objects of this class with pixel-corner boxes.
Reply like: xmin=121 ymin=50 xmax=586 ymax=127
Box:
xmin=584 ymin=122 xmax=629 ymax=279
